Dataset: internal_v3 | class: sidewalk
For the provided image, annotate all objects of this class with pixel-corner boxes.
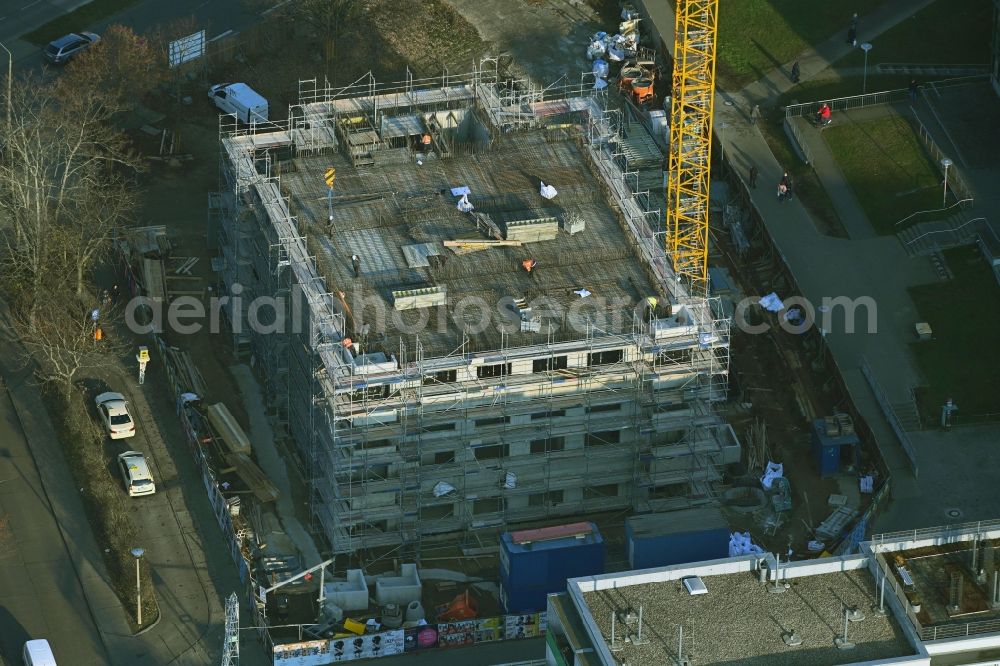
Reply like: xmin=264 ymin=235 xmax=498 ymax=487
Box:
xmin=0 ymin=301 xmax=269 ymax=665
xmin=637 ymin=2 xmax=950 ymax=490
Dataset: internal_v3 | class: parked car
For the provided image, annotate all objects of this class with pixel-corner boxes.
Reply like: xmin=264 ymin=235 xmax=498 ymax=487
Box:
xmin=95 ymin=391 xmax=135 ymax=440
xmin=43 ymin=31 xmax=100 ymax=65
xmin=208 ymin=82 xmax=269 ymax=124
xmin=117 ymin=451 xmax=156 ymax=497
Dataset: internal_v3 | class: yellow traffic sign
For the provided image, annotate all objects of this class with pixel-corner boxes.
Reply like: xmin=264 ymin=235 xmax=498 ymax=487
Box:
xmin=324 ymin=167 xmax=336 ymax=188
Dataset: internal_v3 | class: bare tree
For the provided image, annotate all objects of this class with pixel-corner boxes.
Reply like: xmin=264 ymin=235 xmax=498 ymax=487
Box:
xmin=0 ymin=74 xmax=142 ymax=305
xmin=15 ymin=300 xmax=126 ymax=397
xmin=257 ymin=0 xmax=361 ymax=76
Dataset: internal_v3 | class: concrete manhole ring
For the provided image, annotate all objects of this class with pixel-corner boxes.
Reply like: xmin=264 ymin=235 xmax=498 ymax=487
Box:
xmin=945 ymin=508 xmax=963 ymax=519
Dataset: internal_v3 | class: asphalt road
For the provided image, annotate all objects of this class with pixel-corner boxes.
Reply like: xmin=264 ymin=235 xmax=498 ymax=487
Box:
xmin=0 ymin=385 xmax=107 ymax=665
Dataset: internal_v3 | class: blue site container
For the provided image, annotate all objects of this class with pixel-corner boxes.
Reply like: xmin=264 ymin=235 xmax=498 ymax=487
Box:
xmin=500 ymin=579 xmax=549 ymax=614
xmin=626 ymin=507 xmax=730 ymax=570
xmin=500 ymin=522 xmax=605 ymax=598
xmin=810 ymin=418 xmax=860 ymax=477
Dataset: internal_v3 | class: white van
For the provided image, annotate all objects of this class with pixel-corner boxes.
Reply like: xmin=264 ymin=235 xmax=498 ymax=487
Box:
xmin=23 ymin=639 xmax=57 ymax=666
xmin=208 ymin=82 xmax=268 ymax=124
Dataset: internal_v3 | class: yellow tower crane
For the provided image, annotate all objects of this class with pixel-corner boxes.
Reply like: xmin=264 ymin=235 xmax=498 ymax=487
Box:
xmin=666 ymin=0 xmax=719 ymax=298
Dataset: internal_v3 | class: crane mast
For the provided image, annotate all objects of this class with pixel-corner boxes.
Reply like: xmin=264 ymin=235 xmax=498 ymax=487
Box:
xmin=666 ymin=0 xmax=719 ymax=298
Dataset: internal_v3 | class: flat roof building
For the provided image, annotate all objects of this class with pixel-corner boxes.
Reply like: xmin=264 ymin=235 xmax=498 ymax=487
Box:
xmin=214 ymin=62 xmax=735 ymax=561
xmin=549 ymin=519 xmax=1000 ymax=665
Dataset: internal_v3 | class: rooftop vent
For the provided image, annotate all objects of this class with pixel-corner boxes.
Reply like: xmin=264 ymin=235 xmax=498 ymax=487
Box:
xmin=682 ymin=576 xmax=708 ymax=596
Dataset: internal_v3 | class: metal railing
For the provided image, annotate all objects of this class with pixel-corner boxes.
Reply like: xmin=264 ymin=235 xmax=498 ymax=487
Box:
xmin=860 ymin=357 xmax=919 ymax=477
xmin=784 ymin=74 xmax=989 ymax=119
xmin=783 ymin=115 xmax=813 ymax=164
xmin=903 ymin=216 xmax=986 ymax=248
xmin=894 ymin=198 xmax=973 ymax=229
xmin=784 ymin=88 xmax=909 ymax=119
xmin=877 ymin=63 xmax=989 ymax=76
xmin=914 ymin=115 xmax=973 ymax=201
xmin=872 ymin=518 xmax=1000 ymax=543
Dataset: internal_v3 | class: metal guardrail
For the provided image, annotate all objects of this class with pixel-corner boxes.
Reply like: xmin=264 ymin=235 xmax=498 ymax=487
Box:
xmin=872 ymin=518 xmax=1000 ymax=543
xmin=903 ymin=216 xmax=986 ymax=248
xmin=914 ymin=116 xmax=973 ymax=201
xmin=784 ymin=88 xmax=909 ymax=119
xmin=877 ymin=63 xmax=989 ymax=76
xmin=870 ymin=522 xmax=1000 ymax=642
xmin=784 ymin=74 xmax=989 ymax=120
xmin=894 ymin=198 xmax=973 ymax=229
xmin=860 ymin=357 xmax=918 ymax=477
xmin=782 ymin=115 xmax=813 ymax=165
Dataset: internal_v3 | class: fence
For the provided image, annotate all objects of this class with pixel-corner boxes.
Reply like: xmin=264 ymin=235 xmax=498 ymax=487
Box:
xmin=782 ymin=115 xmax=813 ymax=165
xmin=271 ymin=611 xmax=547 ymax=665
xmin=152 ymin=333 xmax=256 ymax=591
xmin=869 ymin=518 xmax=1000 ymax=642
xmin=860 ymin=357 xmax=919 ymax=478
xmin=784 ymin=88 xmax=910 ymax=119
xmin=913 ymin=115 xmax=974 ymax=201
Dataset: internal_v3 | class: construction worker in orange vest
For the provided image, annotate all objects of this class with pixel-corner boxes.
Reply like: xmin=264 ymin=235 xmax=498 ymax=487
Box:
xmin=421 ymin=133 xmax=432 ymax=154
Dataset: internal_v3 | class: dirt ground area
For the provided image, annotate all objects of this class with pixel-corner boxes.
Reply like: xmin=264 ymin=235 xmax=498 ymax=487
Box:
xmin=444 ymin=0 xmax=621 ymax=84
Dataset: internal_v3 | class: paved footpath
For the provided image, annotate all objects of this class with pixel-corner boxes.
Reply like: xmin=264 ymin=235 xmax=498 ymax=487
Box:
xmin=636 ymin=0 xmax=1000 ymax=529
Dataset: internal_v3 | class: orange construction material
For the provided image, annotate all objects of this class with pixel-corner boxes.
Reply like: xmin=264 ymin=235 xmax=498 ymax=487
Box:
xmin=632 ymin=77 xmax=654 ymax=104
xmin=619 ymin=66 xmax=643 ymax=92
xmin=437 ymin=590 xmax=479 ymax=622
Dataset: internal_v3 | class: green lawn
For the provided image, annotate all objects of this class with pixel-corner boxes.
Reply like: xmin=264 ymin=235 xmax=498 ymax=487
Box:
xmin=22 ymin=0 xmax=137 ymax=45
xmin=822 ymin=115 xmax=940 ymax=235
xmin=711 ymin=0 xmax=887 ymax=90
xmin=909 ymin=247 xmax=1000 ymax=419
xmin=836 ymin=0 xmax=991 ymax=70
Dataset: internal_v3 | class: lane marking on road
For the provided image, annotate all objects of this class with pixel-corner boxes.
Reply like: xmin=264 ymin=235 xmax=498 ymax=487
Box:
xmin=261 ymin=0 xmax=291 ymax=16
xmin=21 ymin=0 xmax=41 ymax=10
xmin=208 ymin=29 xmax=234 ymax=43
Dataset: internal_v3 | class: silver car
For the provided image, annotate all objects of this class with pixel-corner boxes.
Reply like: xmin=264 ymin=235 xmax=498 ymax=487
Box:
xmin=44 ymin=31 xmax=100 ymax=65
xmin=95 ymin=391 xmax=136 ymax=440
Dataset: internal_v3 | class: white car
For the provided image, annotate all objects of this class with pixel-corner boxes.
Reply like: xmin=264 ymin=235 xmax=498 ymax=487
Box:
xmin=95 ymin=392 xmax=136 ymax=440
xmin=117 ymin=451 xmax=156 ymax=497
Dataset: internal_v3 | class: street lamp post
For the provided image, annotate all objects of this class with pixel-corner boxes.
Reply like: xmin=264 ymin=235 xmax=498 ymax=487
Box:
xmin=131 ymin=547 xmax=145 ymax=626
xmin=860 ymin=43 xmax=873 ymax=94
xmin=941 ymin=158 xmax=953 ymax=208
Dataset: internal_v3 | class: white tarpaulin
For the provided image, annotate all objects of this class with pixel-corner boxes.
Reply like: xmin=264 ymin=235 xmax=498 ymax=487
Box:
xmin=759 ymin=292 xmax=784 ymax=312
xmin=539 ymin=182 xmax=558 ymax=199
xmin=761 ymin=461 xmax=784 ymax=490
xmin=503 ymin=472 xmax=517 ymax=489
xmin=728 ymin=531 xmax=765 ymax=557
xmin=432 ymin=482 xmax=456 ymax=497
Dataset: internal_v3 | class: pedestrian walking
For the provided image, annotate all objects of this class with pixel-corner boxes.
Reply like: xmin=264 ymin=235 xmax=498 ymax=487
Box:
xmin=352 ymin=254 xmax=361 ymax=278
xmin=790 ymin=61 xmax=800 ymax=84
xmin=777 ymin=181 xmax=788 ymax=202
xmin=749 ymin=104 xmax=761 ymax=126
xmin=748 ymin=164 xmax=758 ymax=189
xmin=784 ymin=173 xmax=795 ymax=200
xmin=908 ymin=79 xmax=919 ymax=103
xmin=847 ymin=12 xmax=858 ymax=47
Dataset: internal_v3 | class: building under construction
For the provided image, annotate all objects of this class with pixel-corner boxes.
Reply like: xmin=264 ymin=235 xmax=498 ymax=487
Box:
xmin=212 ymin=60 xmax=738 ymax=562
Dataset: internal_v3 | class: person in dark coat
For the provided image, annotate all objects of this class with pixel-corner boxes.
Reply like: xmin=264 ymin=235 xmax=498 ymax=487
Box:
xmin=790 ymin=61 xmax=800 ymax=84
xmin=847 ymin=13 xmax=858 ymax=46
xmin=909 ymin=79 xmax=919 ymax=103
xmin=749 ymin=164 xmax=758 ymax=189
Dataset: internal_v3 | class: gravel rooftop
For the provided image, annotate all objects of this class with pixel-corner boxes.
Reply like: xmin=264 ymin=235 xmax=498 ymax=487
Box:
xmin=582 ymin=569 xmax=915 ymax=665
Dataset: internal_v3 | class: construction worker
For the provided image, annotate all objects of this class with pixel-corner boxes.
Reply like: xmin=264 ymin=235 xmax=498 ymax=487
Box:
xmin=421 ymin=133 xmax=433 ymax=154
xmin=352 ymin=254 xmax=361 ymax=278
xmin=522 ymin=259 xmax=537 ymax=276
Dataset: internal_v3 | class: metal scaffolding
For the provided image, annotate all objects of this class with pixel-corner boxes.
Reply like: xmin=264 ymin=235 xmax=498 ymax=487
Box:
xmin=214 ymin=63 xmax=736 ymax=565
